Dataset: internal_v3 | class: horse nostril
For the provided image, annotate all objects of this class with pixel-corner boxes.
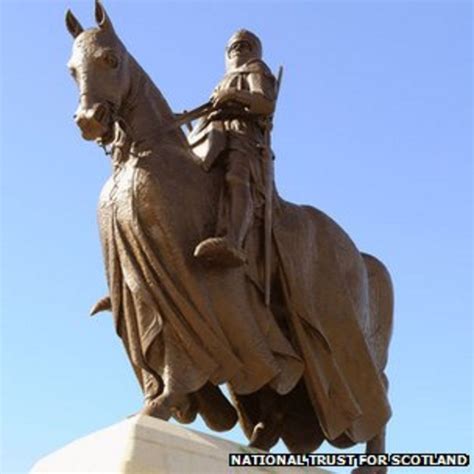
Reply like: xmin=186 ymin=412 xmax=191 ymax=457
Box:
xmin=93 ymin=104 xmax=108 ymax=124
xmin=75 ymin=115 xmax=87 ymax=128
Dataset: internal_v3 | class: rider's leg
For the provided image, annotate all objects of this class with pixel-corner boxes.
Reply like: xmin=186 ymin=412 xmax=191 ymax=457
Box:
xmin=225 ymin=180 xmax=252 ymax=250
xmin=194 ymin=150 xmax=252 ymax=266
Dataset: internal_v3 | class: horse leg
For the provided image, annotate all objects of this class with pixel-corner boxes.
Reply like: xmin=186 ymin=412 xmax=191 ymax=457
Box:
xmin=138 ymin=347 xmax=198 ymax=423
xmin=245 ymin=271 xmax=289 ymax=451
xmin=139 ymin=369 xmax=172 ymax=420
xmin=248 ymin=386 xmax=285 ymax=451
xmin=140 ymin=372 xmax=197 ymax=423
xmin=351 ymin=374 xmax=389 ymax=474
xmin=365 ymin=372 xmax=389 ymax=455
xmin=350 ymin=425 xmax=387 ymax=474
xmin=194 ymin=382 xmax=238 ymax=431
xmin=352 ymin=255 xmax=392 ymax=474
xmin=144 ymin=383 xmax=242 ymax=428
xmin=142 ymin=380 xmax=239 ymax=428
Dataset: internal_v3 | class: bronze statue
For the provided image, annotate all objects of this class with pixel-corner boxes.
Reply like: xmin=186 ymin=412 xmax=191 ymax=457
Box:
xmin=66 ymin=3 xmax=393 ymax=473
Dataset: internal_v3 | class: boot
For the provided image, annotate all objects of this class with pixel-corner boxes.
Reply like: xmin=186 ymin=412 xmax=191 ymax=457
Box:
xmin=194 ymin=181 xmax=251 ymax=267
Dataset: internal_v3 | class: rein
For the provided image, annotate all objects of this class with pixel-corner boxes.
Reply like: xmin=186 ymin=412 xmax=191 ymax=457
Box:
xmin=95 ymin=68 xmax=195 ymax=163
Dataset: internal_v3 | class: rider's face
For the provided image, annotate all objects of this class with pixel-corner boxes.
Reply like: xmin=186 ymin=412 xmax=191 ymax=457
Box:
xmin=226 ymin=40 xmax=253 ymax=69
xmin=228 ymin=41 xmax=252 ymax=58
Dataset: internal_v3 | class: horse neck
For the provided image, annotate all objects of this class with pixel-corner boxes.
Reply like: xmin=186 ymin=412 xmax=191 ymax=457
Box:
xmin=118 ymin=57 xmax=187 ymax=155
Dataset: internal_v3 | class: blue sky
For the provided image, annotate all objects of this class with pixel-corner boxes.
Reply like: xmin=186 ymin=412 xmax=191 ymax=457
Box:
xmin=1 ymin=1 xmax=472 ymax=473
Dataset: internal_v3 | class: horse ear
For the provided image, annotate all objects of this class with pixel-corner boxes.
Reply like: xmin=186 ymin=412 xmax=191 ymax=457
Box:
xmin=65 ymin=9 xmax=84 ymax=38
xmin=95 ymin=0 xmax=114 ymax=30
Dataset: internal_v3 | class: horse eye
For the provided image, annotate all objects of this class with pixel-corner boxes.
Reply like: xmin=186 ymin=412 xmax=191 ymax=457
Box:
xmin=103 ymin=52 xmax=119 ymax=69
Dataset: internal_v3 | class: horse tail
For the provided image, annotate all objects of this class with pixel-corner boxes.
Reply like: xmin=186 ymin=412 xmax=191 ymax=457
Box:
xmin=362 ymin=253 xmax=394 ymax=375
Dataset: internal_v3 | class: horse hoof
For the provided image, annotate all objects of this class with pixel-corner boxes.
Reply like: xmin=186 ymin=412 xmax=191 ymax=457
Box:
xmin=195 ymin=383 xmax=238 ymax=432
xmin=140 ymin=396 xmax=172 ymax=421
xmin=249 ymin=422 xmax=267 ymax=450
xmin=172 ymin=395 xmax=198 ymax=424
xmin=248 ymin=418 xmax=281 ymax=452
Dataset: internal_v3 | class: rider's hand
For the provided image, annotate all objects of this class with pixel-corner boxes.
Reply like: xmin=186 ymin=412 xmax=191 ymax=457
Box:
xmin=213 ymin=88 xmax=241 ymax=108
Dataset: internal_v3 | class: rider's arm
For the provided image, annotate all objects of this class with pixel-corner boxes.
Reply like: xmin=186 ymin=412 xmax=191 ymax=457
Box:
xmin=213 ymin=62 xmax=276 ymax=115
xmin=246 ymin=68 xmax=276 ymax=115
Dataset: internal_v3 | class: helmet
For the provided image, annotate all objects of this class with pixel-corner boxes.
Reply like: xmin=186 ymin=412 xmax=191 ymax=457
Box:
xmin=226 ymin=29 xmax=262 ymax=59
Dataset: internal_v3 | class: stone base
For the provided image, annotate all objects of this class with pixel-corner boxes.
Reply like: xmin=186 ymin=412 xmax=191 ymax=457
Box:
xmin=31 ymin=415 xmax=333 ymax=473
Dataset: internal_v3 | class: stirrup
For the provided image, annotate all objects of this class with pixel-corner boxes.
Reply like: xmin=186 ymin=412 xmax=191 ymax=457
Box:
xmin=194 ymin=237 xmax=246 ymax=267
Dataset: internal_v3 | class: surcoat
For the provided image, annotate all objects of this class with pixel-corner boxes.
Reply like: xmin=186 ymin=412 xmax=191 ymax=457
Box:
xmin=188 ymin=58 xmax=276 ymax=172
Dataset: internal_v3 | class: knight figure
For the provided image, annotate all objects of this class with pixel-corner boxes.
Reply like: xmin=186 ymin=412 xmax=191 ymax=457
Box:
xmin=190 ymin=29 xmax=277 ymax=267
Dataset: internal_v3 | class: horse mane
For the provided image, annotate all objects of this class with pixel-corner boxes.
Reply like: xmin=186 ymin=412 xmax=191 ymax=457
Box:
xmin=122 ymin=47 xmax=189 ymax=150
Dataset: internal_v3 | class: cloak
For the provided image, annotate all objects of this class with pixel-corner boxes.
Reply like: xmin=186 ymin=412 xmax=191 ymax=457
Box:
xmin=98 ymin=141 xmax=391 ymax=448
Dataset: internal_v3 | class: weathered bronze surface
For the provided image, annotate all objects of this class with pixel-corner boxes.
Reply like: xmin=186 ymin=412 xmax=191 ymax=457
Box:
xmin=66 ymin=2 xmax=393 ymax=471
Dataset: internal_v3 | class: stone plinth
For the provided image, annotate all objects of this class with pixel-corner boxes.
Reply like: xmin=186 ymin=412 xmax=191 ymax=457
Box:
xmin=31 ymin=415 xmax=333 ymax=473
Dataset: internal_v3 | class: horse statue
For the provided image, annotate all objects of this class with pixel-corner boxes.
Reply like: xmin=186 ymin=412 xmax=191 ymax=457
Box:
xmin=66 ymin=3 xmax=393 ymax=473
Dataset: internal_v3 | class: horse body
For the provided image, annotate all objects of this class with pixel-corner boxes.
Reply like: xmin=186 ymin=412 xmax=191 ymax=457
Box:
xmin=67 ymin=3 xmax=392 ymax=469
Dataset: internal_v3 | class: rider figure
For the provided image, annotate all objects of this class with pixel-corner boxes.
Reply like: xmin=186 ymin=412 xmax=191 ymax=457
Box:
xmin=190 ymin=29 xmax=276 ymax=267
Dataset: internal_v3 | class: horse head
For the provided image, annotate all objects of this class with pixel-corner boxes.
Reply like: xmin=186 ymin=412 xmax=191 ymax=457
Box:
xmin=66 ymin=1 xmax=131 ymax=145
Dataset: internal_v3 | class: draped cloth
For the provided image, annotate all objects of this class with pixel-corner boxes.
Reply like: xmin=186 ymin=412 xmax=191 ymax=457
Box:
xmin=269 ymin=201 xmax=391 ymax=442
xmin=98 ymin=146 xmax=391 ymax=445
xmin=99 ymin=152 xmax=303 ymax=400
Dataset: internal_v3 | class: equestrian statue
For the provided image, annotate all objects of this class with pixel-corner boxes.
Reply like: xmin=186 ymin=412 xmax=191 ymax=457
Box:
xmin=66 ymin=3 xmax=393 ymax=473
